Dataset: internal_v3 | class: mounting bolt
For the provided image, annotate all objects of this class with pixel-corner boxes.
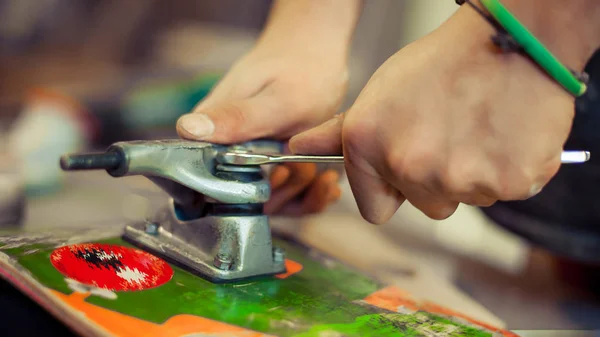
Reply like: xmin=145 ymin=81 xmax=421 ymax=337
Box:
xmin=214 ymin=253 xmax=233 ymax=270
xmin=227 ymin=145 xmax=249 ymax=153
xmin=273 ymin=247 xmax=285 ymax=263
xmin=144 ymin=222 xmax=159 ymax=235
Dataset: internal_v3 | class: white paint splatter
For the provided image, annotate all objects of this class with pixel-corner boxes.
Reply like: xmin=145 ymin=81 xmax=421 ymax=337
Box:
xmin=90 ymin=287 xmax=118 ymax=300
xmin=51 ymin=252 xmax=62 ymax=261
xmin=23 ymin=249 xmax=39 ymax=255
xmin=116 ymin=266 xmax=148 ymax=285
xmin=97 ymin=251 xmax=122 ymax=261
xmin=64 ymin=278 xmax=117 ymax=300
xmin=66 ymin=278 xmax=88 ymax=293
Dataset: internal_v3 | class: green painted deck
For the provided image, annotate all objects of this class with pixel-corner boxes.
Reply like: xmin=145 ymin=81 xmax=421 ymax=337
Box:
xmin=0 ymin=229 xmax=499 ymax=337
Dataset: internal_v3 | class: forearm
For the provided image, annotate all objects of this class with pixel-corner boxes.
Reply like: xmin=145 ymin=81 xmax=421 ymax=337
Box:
xmin=257 ymin=0 xmax=362 ymax=58
xmin=489 ymin=0 xmax=600 ymax=70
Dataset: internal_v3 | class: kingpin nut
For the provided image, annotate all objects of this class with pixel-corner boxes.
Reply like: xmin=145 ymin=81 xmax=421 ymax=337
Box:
xmin=214 ymin=253 xmax=233 ymax=270
xmin=273 ymin=247 xmax=285 ymax=263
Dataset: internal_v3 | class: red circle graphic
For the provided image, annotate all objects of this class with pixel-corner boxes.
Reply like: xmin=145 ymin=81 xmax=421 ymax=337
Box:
xmin=50 ymin=244 xmax=173 ymax=291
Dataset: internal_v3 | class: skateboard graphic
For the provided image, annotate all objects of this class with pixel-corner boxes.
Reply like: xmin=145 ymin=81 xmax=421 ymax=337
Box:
xmin=0 ymin=140 xmax=520 ymax=337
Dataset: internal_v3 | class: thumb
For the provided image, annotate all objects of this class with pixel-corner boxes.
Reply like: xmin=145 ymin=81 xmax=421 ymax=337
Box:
xmin=289 ymin=114 xmax=344 ymax=155
xmin=291 ymin=112 xmax=403 ymax=224
xmin=176 ymin=94 xmax=281 ymax=144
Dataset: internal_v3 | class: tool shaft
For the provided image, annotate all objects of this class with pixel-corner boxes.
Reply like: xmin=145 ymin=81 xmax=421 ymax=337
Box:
xmin=560 ymin=150 xmax=590 ymax=164
xmin=268 ymin=155 xmax=344 ymax=164
xmin=219 ymin=151 xmax=590 ymax=166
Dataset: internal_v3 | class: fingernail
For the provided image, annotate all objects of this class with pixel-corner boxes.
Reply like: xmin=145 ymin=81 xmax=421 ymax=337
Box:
xmin=528 ymin=184 xmax=543 ymax=197
xmin=178 ymin=114 xmax=215 ymax=140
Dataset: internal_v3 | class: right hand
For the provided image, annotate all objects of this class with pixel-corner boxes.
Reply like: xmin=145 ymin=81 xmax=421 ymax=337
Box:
xmin=176 ymin=39 xmax=348 ymax=215
xmin=290 ymin=3 xmax=583 ymax=223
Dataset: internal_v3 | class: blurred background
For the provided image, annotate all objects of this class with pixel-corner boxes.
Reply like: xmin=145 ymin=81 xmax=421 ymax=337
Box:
xmin=1 ymin=0 xmax=599 ymax=332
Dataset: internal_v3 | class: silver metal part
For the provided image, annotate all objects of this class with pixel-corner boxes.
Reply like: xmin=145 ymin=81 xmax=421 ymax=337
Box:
xmin=63 ymin=139 xmax=590 ymax=283
xmin=215 ymin=164 xmax=262 ymax=173
xmin=144 ymin=222 xmax=159 ymax=235
xmin=273 ymin=247 xmax=285 ymax=263
xmin=123 ymin=199 xmax=286 ymax=281
xmin=103 ymin=140 xmax=288 ymax=281
xmin=107 ymin=140 xmax=272 ymax=204
xmin=59 ymin=139 xmax=291 ymax=282
xmin=217 ymin=152 xmax=344 ymax=166
xmin=219 ymin=150 xmax=590 ymax=166
xmin=214 ymin=253 xmax=233 ymax=271
xmin=560 ymin=150 xmax=590 ymax=164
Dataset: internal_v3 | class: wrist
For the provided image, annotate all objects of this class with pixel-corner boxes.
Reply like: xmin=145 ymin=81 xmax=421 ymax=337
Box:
xmin=482 ymin=0 xmax=600 ymax=70
xmin=432 ymin=2 xmax=592 ymax=101
xmin=256 ymin=0 xmax=361 ymax=61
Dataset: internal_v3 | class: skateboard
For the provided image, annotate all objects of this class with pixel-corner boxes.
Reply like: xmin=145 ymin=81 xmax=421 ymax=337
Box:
xmin=0 ymin=139 xmax=520 ymax=337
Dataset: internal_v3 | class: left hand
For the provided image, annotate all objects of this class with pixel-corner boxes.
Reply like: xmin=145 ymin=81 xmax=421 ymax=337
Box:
xmin=175 ymin=30 xmax=347 ymax=216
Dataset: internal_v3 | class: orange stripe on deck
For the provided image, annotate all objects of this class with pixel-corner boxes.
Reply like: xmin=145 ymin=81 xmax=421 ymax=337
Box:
xmin=275 ymin=259 xmax=303 ymax=279
xmin=50 ymin=290 xmax=273 ymax=337
xmin=363 ymin=286 xmax=519 ymax=337
xmin=420 ymin=302 xmax=521 ymax=337
xmin=363 ymin=286 xmax=419 ymax=312
xmin=47 ymin=259 xmax=304 ymax=336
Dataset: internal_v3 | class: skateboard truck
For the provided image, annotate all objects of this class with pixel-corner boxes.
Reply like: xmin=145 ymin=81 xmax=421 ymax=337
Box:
xmin=60 ymin=140 xmax=590 ymax=283
xmin=60 ymin=139 xmax=303 ymax=282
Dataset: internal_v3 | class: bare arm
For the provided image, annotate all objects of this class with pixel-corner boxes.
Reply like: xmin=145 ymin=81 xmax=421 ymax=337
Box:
xmin=257 ymin=0 xmax=362 ymax=61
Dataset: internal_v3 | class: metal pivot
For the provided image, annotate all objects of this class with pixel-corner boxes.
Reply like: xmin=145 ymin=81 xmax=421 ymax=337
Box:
xmin=123 ymin=199 xmax=285 ymax=282
xmin=60 ymin=140 xmax=287 ymax=282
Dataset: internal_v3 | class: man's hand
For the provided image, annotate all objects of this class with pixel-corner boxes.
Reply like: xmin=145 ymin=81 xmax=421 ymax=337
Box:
xmin=290 ymin=1 xmax=600 ymax=223
xmin=176 ymin=0 xmax=360 ymax=215
xmin=176 ymin=38 xmax=348 ymax=144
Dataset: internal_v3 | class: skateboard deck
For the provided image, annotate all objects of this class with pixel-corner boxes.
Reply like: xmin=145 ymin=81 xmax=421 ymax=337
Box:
xmin=0 ymin=225 xmax=519 ymax=337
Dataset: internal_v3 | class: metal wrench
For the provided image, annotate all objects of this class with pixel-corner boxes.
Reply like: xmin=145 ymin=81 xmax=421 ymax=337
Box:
xmin=217 ymin=150 xmax=591 ymax=166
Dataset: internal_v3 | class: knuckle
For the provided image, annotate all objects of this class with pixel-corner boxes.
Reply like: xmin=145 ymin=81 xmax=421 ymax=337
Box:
xmin=439 ymin=170 xmax=466 ymax=197
xmin=493 ymin=181 xmax=516 ymax=201
xmin=541 ymin=157 xmax=562 ymax=181
xmin=461 ymin=195 xmax=496 ymax=207
xmin=439 ymin=157 xmax=476 ymax=196
xmin=495 ymin=166 xmax=534 ymax=200
xmin=413 ymin=201 xmax=458 ymax=220
xmin=426 ymin=207 xmax=457 ymax=220
xmin=514 ymin=157 xmax=562 ymax=199
xmin=362 ymin=212 xmax=388 ymax=225
xmin=387 ymin=148 xmax=437 ymax=186
xmin=360 ymin=202 xmax=400 ymax=225
xmin=474 ymin=197 xmax=496 ymax=207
